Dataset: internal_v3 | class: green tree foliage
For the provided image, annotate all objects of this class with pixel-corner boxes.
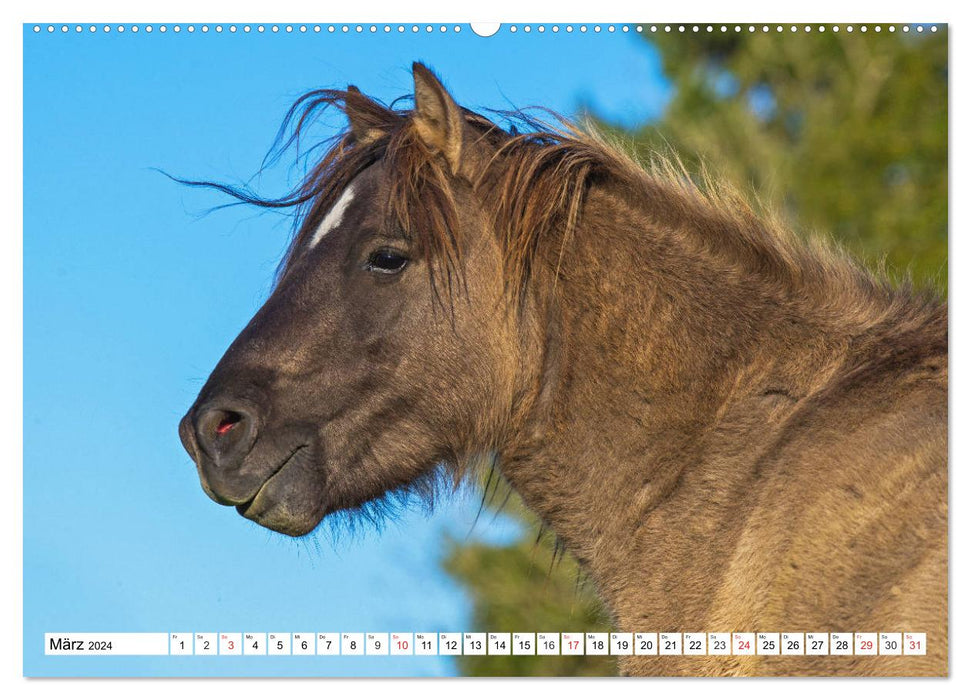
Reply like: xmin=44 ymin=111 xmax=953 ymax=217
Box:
xmin=624 ymin=26 xmax=947 ymax=289
xmin=442 ymin=28 xmax=947 ymax=677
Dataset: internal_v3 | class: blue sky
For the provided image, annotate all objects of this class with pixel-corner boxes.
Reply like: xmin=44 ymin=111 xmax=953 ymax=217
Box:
xmin=23 ymin=24 xmax=670 ymax=677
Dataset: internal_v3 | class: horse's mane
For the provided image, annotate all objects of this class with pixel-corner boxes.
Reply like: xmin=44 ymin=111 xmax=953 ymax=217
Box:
xmin=178 ymin=85 xmax=942 ymax=324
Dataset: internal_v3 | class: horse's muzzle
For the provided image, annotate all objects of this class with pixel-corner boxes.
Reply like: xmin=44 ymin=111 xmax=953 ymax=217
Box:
xmin=179 ymin=397 xmax=263 ymax=505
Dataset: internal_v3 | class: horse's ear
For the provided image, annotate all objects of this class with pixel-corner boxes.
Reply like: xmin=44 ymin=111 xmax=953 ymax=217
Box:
xmin=345 ymin=85 xmax=385 ymax=146
xmin=411 ymin=62 xmax=466 ymax=174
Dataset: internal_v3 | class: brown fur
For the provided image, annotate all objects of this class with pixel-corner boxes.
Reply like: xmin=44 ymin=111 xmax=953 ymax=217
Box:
xmin=181 ymin=64 xmax=947 ymax=676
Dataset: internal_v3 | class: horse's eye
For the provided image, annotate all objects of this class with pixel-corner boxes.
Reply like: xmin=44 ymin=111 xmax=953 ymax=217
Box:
xmin=366 ymin=249 xmax=409 ymax=274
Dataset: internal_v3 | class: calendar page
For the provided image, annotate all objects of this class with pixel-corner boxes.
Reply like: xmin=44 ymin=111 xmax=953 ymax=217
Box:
xmin=22 ymin=19 xmax=948 ymax=678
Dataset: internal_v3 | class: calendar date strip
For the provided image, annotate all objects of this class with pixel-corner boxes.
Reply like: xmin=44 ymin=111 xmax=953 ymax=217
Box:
xmin=45 ymin=632 xmax=927 ymax=657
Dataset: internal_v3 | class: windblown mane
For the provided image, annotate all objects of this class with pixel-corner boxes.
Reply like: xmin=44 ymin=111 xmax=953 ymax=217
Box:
xmin=179 ymin=85 xmax=941 ymax=322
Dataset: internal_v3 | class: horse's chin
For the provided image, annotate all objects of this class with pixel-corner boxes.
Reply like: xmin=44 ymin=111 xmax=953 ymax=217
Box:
xmin=234 ymin=446 xmax=328 ymax=537
xmin=233 ymin=450 xmax=441 ymax=537
xmin=236 ymin=499 xmax=323 ymax=537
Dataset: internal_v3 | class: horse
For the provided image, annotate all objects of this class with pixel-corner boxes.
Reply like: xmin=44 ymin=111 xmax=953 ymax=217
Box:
xmin=178 ymin=63 xmax=947 ymax=676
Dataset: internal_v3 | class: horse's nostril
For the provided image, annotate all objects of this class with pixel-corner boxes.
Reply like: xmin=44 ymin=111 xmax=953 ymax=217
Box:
xmin=216 ymin=412 xmax=241 ymax=436
xmin=193 ymin=404 xmax=259 ymax=468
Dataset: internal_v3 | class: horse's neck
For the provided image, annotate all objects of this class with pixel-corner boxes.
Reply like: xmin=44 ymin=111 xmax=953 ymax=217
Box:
xmin=499 ymin=183 xmax=857 ymax=614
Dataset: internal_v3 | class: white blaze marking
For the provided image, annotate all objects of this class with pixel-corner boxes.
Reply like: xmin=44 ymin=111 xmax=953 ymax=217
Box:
xmin=309 ymin=184 xmax=356 ymax=248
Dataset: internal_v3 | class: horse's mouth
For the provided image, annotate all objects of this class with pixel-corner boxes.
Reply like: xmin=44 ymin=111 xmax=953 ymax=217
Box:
xmin=235 ymin=444 xmax=310 ymax=519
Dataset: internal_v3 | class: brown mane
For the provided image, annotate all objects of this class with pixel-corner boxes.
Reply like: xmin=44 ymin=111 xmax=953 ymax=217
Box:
xmin=260 ymin=86 xmax=940 ymax=331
